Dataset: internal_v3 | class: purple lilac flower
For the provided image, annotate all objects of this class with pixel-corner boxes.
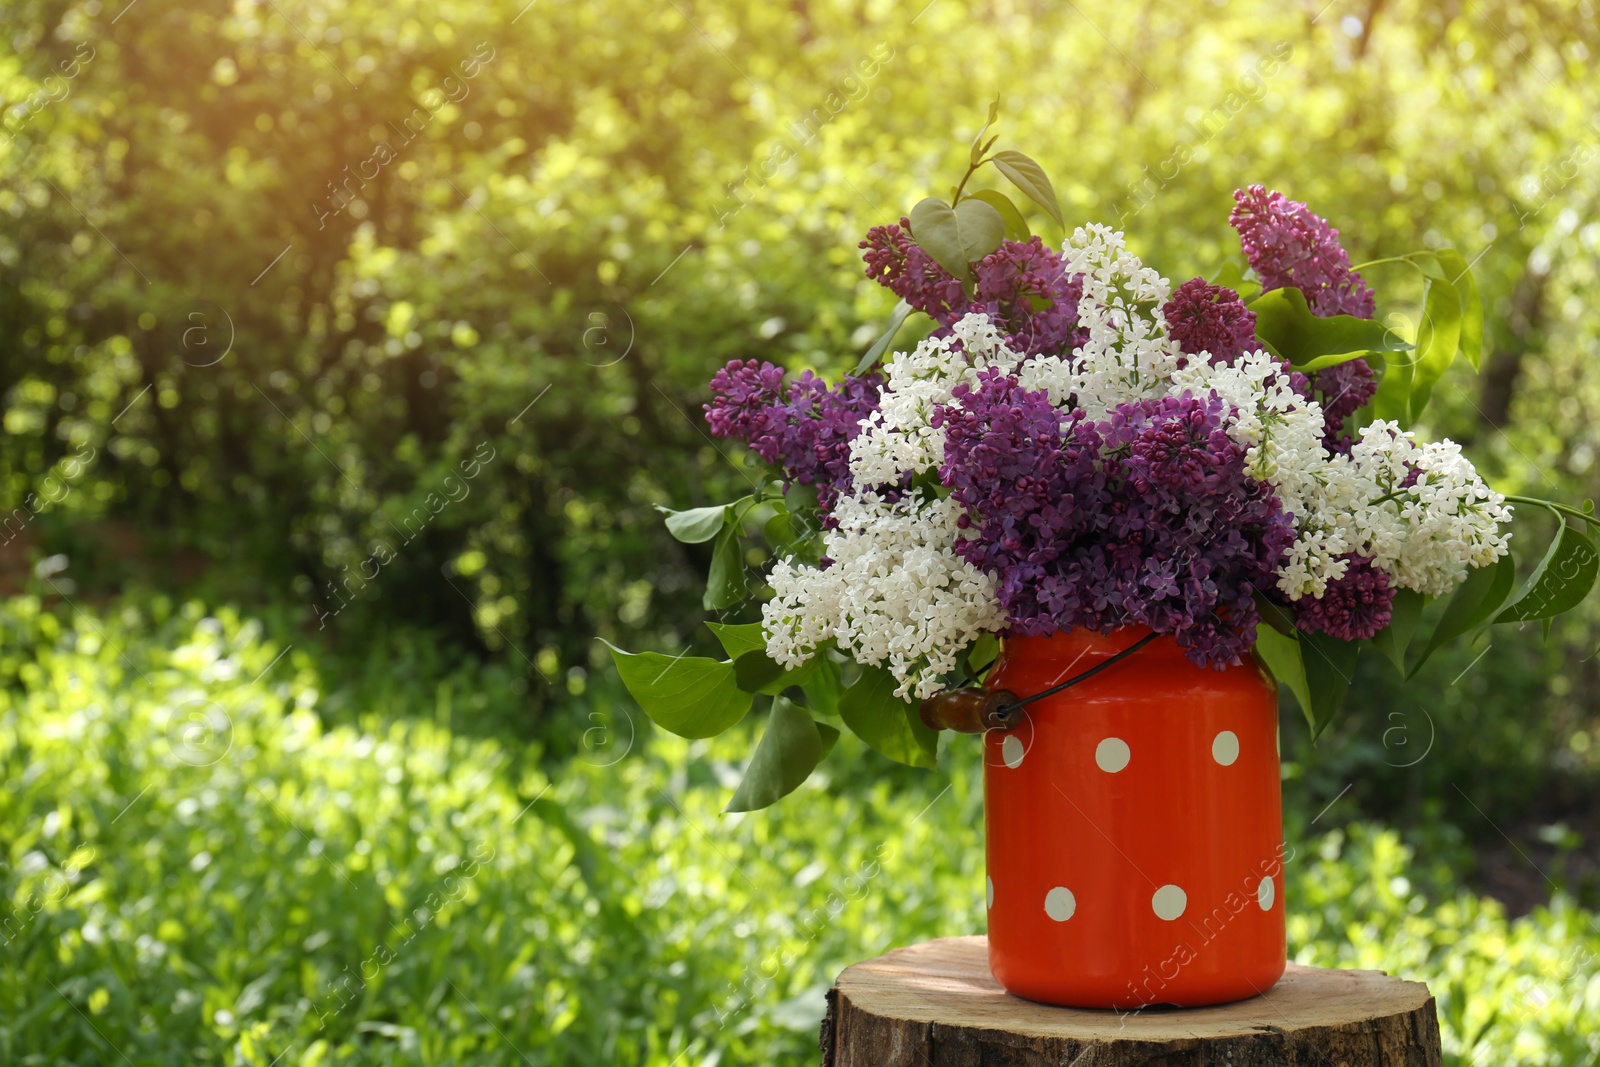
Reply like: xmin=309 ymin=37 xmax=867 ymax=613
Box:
xmin=704 ymin=360 xmax=883 ymax=517
xmin=1229 ymin=185 xmax=1376 ymax=319
xmin=967 ymin=236 xmax=1088 ymax=357
xmin=1163 ymin=278 xmax=1259 ymax=366
xmin=1312 ymin=359 xmax=1380 ymax=453
xmin=1294 ymin=554 xmax=1395 ymax=642
xmin=860 ymin=223 xmax=1086 ymax=357
xmin=861 ymin=220 xmax=967 ymax=319
xmin=704 ymin=360 xmax=786 ymax=441
xmin=937 ymin=374 xmax=1295 ymax=668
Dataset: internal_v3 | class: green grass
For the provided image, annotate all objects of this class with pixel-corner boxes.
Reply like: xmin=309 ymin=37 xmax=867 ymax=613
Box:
xmin=1 ymin=597 xmax=1597 ymax=1065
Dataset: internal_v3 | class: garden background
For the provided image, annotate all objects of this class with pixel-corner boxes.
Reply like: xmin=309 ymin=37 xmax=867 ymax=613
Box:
xmin=3 ymin=0 xmax=1600 ymax=1062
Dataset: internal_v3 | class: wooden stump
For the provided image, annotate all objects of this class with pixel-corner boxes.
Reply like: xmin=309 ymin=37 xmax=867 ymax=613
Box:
xmin=822 ymin=936 xmax=1442 ymax=1066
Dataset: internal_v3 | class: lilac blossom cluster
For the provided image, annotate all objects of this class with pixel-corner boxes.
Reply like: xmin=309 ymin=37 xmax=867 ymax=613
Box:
xmin=1311 ymin=359 xmax=1381 ymax=452
xmin=861 ymin=222 xmax=1086 ymax=357
xmin=1229 ymin=184 xmax=1382 ymax=452
xmin=1162 ymin=278 xmax=1260 ymax=366
xmin=1292 ymin=553 xmax=1395 ymax=641
xmin=704 ymin=361 xmax=883 ymax=516
xmin=936 ymin=373 xmax=1295 ymax=667
xmin=1229 ymin=185 xmax=1376 ymax=318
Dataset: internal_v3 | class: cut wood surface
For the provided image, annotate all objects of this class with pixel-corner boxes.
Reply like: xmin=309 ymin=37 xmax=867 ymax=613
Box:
xmin=822 ymin=936 xmax=1442 ymax=1066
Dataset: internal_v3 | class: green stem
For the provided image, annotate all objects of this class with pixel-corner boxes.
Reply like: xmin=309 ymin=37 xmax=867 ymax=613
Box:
xmin=1349 ymin=254 xmax=1415 ymax=273
xmin=951 ymin=157 xmax=985 ymax=204
xmin=1506 ymin=495 xmax=1600 ymax=527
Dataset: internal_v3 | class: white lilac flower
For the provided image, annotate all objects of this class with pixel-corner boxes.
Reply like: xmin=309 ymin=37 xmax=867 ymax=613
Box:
xmin=847 ymin=313 xmax=1025 ymax=487
xmin=762 ymin=491 xmax=1006 ymax=699
xmin=1028 ymin=224 xmax=1183 ymax=420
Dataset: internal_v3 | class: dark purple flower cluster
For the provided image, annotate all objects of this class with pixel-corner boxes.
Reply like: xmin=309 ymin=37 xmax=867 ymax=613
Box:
xmin=859 ymin=223 xmax=1086 ymax=357
xmin=704 ymin=360 xmax=883 ymax=515
xmin=1163 ymin=278 xmax=1259 ymax=366
xmin=860 ymin=220 xmax=967 ymax=319
xmin=937 ymin=373 xmax=1295 ymax=668
xmin=1294 ymin=553 xmax=1395 ymax=642
xmin=1312 ymin=359 xmax=1380 ymax=453
xmin=1230 ymin=185 xmax=1376 ymax=319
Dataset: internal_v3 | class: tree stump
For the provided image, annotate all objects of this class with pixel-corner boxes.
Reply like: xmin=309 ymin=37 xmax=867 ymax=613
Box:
xmin=822 ymin=936 xmax=1442 ymax=1066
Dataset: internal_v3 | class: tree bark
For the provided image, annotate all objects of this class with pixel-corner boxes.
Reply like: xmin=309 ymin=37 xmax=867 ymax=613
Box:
xmin=822 ymin=936 xmax=1442 ymax=1066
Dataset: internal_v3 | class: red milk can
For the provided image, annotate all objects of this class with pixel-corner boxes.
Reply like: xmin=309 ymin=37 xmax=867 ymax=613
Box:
xmin=982 ymin=627 xmax=1286 ymax=1008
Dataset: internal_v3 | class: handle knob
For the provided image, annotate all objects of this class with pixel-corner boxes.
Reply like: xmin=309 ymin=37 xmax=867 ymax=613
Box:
xmin=918 ymin=687 xmax=1023 ymax=733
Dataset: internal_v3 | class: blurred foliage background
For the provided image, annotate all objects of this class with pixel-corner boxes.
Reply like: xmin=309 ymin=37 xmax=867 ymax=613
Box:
xmin=3 ymin=0 xmax=1600 ymax=1062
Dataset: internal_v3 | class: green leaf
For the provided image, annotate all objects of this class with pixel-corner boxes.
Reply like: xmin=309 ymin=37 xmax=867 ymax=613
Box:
xmin=733 ymin=648 xmax=785 ymax=692
xmin=1250 ymin=286 xmax=1411 ymax=370
xmin=712 ymin=625 xmax=819 ymax=696
xmin=1496 ymin=522 xmax=1599 ymax=623
xmin=1406 ymin=269 xmax=1463 ymax=423
xmin=1253 ymin=625 xmax=1311 ymax=723
xmin=989 ymin=149 xmax=1063 ymax=227
xmin=1299 ymin=631 xmax=1361 ymax=740
xmin=838 ymin=664 xmax=938 ymax=769
xmin=702 ymin=522 xmax=746 ymax=610
xmin=765 ymin=496 xmax=823 ymax=566
xmin=854 ymin=300 xmax=915 ymax=374
xmin=1371 ymin=588 xmax=1425 ymax=675
xmin=801 ymin=656 xmax=842 ymax=718
xmin=603 ymin=643 xmax=752 ymax=739
xmin=908 ymin=197 xmax=1005 ymax=280
xmin=1367 ymin=249 xmax=1485 ymax=424
xmin=1209 ymin=260 xmax=1261 ymax=302
xmin=1370 ymin=352 xmax=1415 ymax=426
xmin=706 ymin=621 xmax=765 ymax=661
xmin=966 ymin=633 xmax=1000 ymax=674
xmin=966 ymin=189 xmax=1029 ymax=242
xmin=657 ymin=503 xmax=730 ymax=544
xmin=969 ymin=95 xmax=1001 ymax=164
xmin=1409 ymin=554 xmax=1517 ymax=676
xmin=1436 ymin=249 xmax=1484 ymax=370
xmin=725 ymin=697 xmax=833 ymax=812
xmin=1255 ymin=625 xmax=1359 ymax=740
xmin=1255 ymin=594 xmax=1298 ymax=637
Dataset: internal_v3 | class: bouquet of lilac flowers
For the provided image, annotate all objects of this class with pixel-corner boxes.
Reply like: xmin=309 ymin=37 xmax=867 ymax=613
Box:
xmin=610 ymin=113 xmax=1598 ymax=811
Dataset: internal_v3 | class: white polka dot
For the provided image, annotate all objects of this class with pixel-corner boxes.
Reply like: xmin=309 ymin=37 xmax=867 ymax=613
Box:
xmin=986 ymin=876 xmax=994 ymax=909
xmin=1212 ymin=730 xmax=1240 ymax=766
xmin=1044 ymin=886 xmax=1076 ymax=922
xmin=1001 ymin=735 xmax=1025 ymax=769
xmin=1095 ymin=737 xmax=1130 ymax=773
xmin=1257 ymin=876 xmax=1275 ymax=911
xmin=1152 ymin=884 xmax=1187 ymax=921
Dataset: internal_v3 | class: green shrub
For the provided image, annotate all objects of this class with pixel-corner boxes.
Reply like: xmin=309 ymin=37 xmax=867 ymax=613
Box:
xmin=8 ymin=0 xmax=1600 ymax=739
xmin=1 ymin=598 xmax=1596 ymax=1065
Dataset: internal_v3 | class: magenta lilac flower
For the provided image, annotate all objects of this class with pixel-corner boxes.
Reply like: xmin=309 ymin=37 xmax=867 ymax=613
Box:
xmin=937 ymin=374 xmax=1295 ymax=668
xmin=1230 ymin=185 xmax=1376 ymax=319
xmin=860 ymin=224 xmax=1086 ymax=357
xmin=1163 ymin=278 xmax=1259 ymax=366
xmin=1294 ymin=553 xmax=1395 ymax=642
xmin=861 ymin=220 xmax=967 ymax=320
xmin=704 ymin=360 xmax=883 ymax=515
xmin=1311 ymin=358 xmax=1380 ymax=453
xmin=704 ymin=359 xmax=786 ymax=441
xmin=967 ymin=236 xmax=1088 ymax=357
